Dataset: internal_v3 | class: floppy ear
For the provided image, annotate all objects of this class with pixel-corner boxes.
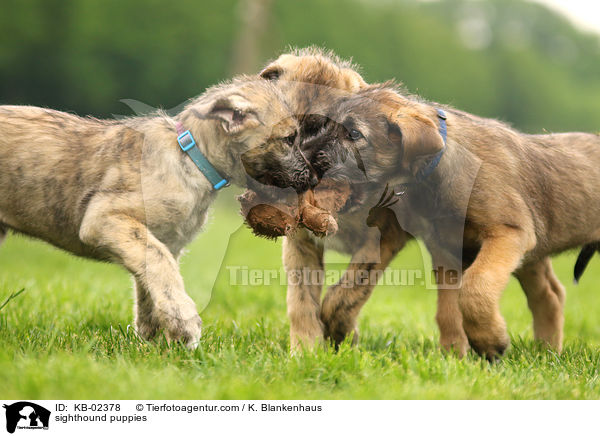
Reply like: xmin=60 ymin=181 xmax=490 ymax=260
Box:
xmin=197 ymin=95 xmax=260 ymax=134
xmin=387 ymin=110 xmax=445 ymax=176
xmin=340 ymin=68 xmax=368 ymax=91
xmin=259 ymin=64 xmax=282 ymax=81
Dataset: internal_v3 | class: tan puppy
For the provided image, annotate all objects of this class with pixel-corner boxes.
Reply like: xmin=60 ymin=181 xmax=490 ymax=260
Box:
xmin=303 ymin=83 xmax=600 ymax=360
xmin=0 ymin=76 xmax=312 ymax=347
xmin=259 ymin=48 xmax=398 ymax=350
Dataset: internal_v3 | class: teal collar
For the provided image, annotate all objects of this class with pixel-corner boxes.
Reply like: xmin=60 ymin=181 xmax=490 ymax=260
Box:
xmin=176 ymin=122 xmax=229 ymax=190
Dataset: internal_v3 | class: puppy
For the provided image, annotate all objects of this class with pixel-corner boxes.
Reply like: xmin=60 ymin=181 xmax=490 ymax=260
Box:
xmin=0 ymin=76 xmax=312 ymax=347
xmin=259 ymin=48 xmax=399 ymax=350
xmin=303 ymin=83 xmax=600 ymax=359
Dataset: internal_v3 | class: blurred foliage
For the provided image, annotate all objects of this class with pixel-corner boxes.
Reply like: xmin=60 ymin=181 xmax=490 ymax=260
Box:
xmin=0 ymin=0 xmax=599 ymax=132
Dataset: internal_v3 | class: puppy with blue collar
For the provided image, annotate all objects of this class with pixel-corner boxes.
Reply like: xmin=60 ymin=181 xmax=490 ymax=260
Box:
xmin=0 ymin=76 xmax=313 ymax=347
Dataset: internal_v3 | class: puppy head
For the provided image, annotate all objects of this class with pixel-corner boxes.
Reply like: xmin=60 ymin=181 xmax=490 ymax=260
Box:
xmin=301 ymin=84 xmax=446 ymax=189
xmin=259 ymin=47 xmax=367 ymax=92
xmin=258 ymin=47 xmax=369 ymax=185
xmin=183 ymin=76 xmax=316 ymax=191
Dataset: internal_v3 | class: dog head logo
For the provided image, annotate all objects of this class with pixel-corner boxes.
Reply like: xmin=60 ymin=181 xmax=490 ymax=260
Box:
xmin=2 ymin=402 xmax=50 ymax=433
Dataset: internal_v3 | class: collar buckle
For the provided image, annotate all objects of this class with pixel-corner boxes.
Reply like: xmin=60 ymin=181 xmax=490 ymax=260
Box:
xmin=177 ymin=130 xmax=196 ymax=152
xmin=176 ymin=125 xmax=230 ymax=191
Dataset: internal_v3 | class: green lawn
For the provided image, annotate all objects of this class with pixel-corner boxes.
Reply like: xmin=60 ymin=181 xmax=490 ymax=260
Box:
xmin=1 ymin=193 xmax=600 ymax=399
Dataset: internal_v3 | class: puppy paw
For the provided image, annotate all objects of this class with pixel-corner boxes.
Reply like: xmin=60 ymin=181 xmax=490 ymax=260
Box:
xmin=290 ymin=329 xmax=325 ymax=353
xmin=134 ymin=316 xmax=160 ymax=341
xmin=158 ymin=314 xmax=202 ymax=349
xmin=156 ymin=299 xmax=203 ymax=349
xmin=463 ymin=315 xmax=509 ymax=361
xmin=439 ymin=331 xmax=470 ymax=358
xmin=322 ymin=315 xmax=358 ymax=348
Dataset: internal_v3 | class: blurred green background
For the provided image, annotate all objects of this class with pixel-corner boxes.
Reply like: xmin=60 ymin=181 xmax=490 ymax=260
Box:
xmin=1 ymin=0 xmax=599 ymax=133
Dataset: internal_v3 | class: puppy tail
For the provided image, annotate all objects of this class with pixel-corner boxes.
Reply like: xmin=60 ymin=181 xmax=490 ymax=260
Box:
xmin=574 ymin=242 xmax=600 ymax=284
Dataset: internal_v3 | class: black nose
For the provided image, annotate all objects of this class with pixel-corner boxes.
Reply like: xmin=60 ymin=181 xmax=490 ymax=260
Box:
xmin=293 ymin=144 xmax=319 ymax=190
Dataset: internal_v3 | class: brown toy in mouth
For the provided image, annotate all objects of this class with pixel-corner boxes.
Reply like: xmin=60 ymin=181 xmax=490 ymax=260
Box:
xmin=238 ymin=180 xmax=352 ymax=239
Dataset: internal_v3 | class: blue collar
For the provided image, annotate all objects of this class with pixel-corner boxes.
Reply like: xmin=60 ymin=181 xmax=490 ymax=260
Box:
xmin=415 ymin=108 xmax=447 ymax=182
xmin=176 ymin=123 xmax=229 ymax=190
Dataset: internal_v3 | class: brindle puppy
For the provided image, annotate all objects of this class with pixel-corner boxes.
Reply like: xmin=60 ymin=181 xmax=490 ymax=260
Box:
xmin=258 ymin=48 xmax=389 ymax=349
xmin=259 ymin=49 xmax=411 ymax=349
xmin=0 ymin=76 xmax=313 ymax=347
xmin=303 ymin=83 xmax=600 ymax=360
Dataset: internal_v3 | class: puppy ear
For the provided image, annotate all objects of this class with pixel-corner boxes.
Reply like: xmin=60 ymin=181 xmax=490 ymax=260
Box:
xmin=387 ymin=110 xmax=445 ymax=176
xmin=341 ymin=68 xmax=368 ymax=91
xmin=199 ymin=95 xmax=259 ymax=134
xmin=259 ymin=64 xmax=282 ymax=81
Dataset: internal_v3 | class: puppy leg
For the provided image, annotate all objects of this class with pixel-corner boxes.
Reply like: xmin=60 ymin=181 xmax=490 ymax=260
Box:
xmin=320 ymin=237 xmax=382 ymax=348
xmin=80 ymin=210 xmax=202 ymax=348
xmin=459 ymin=228 xmax=532 ymax=360
xmin=133 ymin=251 xmax=186 ymax=339
xmin=515 ymin=258 xmax=565 ymax=351
xmin=0 ymin=226 xmax=6 ymax=248
xmin=133 ymin=278 xmax=159 ymax=340
xmin=321 ymin=230 xmax=406 ymax=347
xmin=283 ymin=229 xmax=325 ymax=351
xmin=436 ymin=291 xmax=469 ymax=357
xmin=432 ymin=252 xmax=469 ymax=356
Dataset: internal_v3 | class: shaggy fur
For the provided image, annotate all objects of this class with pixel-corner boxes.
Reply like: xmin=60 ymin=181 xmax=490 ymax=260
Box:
xmin=0 ymin=76 xmax=311 ymax=347
xmin=305 ymin=83 xmax=600 ymax=360
xmin=259 ymin=48 xmax=386 ymax=349
xmin=261 ymin=49 xmax=466 ymax=351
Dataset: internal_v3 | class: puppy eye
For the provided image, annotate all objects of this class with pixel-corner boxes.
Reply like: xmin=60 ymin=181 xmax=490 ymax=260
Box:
xmin=284 ymin=133 xmax=297 ymax=146
xmin=232 ymin=109 xmax=245 ymax=122
xmin=348 ymin=128 xmax=363 ymax=141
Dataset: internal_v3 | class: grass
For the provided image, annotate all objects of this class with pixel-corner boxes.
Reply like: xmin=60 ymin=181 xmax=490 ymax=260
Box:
xmin=2 ymin=194 xmax=600 ymax=399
